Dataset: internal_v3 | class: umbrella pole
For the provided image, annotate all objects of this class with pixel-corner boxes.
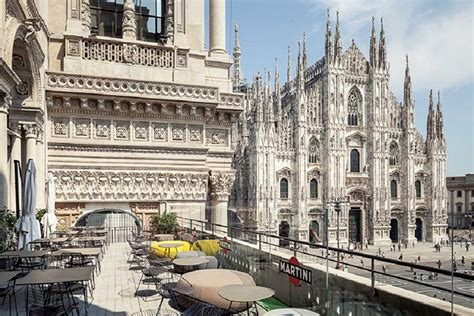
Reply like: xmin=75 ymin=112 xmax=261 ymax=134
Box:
xmin=14 ymin=160 xmax=21 ymax=219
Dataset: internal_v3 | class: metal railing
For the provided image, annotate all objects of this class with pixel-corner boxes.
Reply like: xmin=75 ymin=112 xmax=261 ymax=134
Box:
xmin=176 ymin=216 xmax=474 ymax=309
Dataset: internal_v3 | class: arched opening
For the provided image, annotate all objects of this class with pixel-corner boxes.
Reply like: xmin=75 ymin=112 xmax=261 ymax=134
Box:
xmin=11 ymin=39 xmax=35 ymax=107
xmin=389 ymin=142 xmax=400 ymax=166
xmin=348 ymin=208 xmax=362 ymax=243
xmin=390 ymin=180 xmax=398 ymax=198
xmin=279 ymin=221 xmax=290 ymax=247
xmin=308 ymin=138 xmax=320 ymax=163
xmin=309 ymin=179 xmax=318 ymax=199
xmin=309 ymin=220 xmax=320 ymax=244
xmin=75 ymin=209 xmax=142 ymax=242
xmin=280 ymin=178 xmax=289 ymax=199
xmin=350 ymin=149 xmax=360 ymax=172
xmin=415 ymin=180 xmax=421 ymax=198
xmin=347 ymin=88 xmax=360 ymax=126
xmin=390 ymin=218 xmax=398 ymax=242
xmin=415 ymin=218 xmax=423 ymax=241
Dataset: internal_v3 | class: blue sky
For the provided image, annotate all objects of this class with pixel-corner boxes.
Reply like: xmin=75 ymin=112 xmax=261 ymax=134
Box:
xmin=214 ymin=0 xmax=473 ymax=176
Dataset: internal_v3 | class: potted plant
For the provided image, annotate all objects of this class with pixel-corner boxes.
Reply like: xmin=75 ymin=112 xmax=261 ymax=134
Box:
xmin=150 ymin=212 xmax=178 ymax=236
xmin=0 ymin=209 xmax=17 ymax=251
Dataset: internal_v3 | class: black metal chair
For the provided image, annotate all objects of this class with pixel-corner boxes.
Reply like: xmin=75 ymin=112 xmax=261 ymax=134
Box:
xmin=0 ymin=277 xmax=18 ymax=316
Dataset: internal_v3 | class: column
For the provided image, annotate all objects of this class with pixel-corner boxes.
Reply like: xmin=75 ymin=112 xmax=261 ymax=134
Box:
xmin=122 ymin=0 xmax=137 ymax=40
xmin=24 ymin=123 xmax=38 ymax=163
xmin=0 ymin=93 xmax=12 ymax=210
xmin=36 ymin=129 xmax=46 ymax=209
xmin=8 ymin=122 xmax=21 ymax=211
xmin=209 ymin=0 xmax=226 ymax=55
xmin=209 ymin=171 xmax=236 ymax=229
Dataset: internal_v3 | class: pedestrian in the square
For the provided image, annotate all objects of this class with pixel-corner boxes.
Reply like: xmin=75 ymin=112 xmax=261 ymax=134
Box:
xmin=437 ymin=259 xmax=442 ymax=269
xmin=417 ymin=255 xmax=421 ymax=262
xmin=399 ymin=253 xmax=403 ymax=261
xmin=412 ymin=241 xmax=415 ymax=248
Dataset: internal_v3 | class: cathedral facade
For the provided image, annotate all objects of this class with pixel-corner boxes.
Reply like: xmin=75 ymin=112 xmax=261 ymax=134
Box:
xmin=231 ymin=14 xmax=448 ymax=246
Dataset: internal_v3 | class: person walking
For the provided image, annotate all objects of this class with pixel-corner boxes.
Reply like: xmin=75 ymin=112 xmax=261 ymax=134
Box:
xmin=437 ymin=259 xmax=442 ymax=269
xmin=399 ymin=253 xmax=403 ymax=261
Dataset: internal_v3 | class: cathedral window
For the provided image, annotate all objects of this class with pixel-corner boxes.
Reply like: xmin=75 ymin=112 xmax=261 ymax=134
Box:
xmin=310 ymin=179 xmax=318 ymax=199
xmin=415 ymin=180 xmax=422 ymax=198
xmin=90 ymin=0 xmax=124 ymax=38
xmin=135 ymin=0 xmax=165 ymax=42
xmin=347 ymin=90 xmax=360 ymax=126
xmin=350 ymin=149 xmax=360 ymax=172
xmin=280 ymin=178 xmax=289 ymax=199
xmin=308 ymin=138 xmax=320 ymax=163
xmin=389 ymin=142 xmax=400 ymax=166
xmin=391 ymin=180 xmax=398 ymax=198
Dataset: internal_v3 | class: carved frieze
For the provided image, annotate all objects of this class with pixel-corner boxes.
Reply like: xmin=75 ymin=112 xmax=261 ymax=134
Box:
xmin=207 ymin=129 xmax=227 ymax=146
xmin=94 ymin=120 xmax=111 ymax=139
xmin=210 ymin=171 xmax=236 ymax=201
xmin=171 ymin=125 xmax=185 ymax=142
xmin=51 ymin=117 xmax=69 ymax=137
xmin=73 ymin=118 xmax=91 ymax=138
xmin=152 ymin=123 xmax=168 ymax=141
xmin=114 ymin=121 xmax=130 ymax=140
xmin=134 ymin=121 xmax=149 ymax=140
xmin=276 ymin=167 xmax=295 ymax=180
xmin=52 ymin=170 xmax=209 ymax=202
xmin=189 ymin=125 xmax=203 ymax=143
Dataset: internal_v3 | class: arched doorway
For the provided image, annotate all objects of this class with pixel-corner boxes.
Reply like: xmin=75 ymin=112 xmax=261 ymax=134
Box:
xmin=279 ymin=221 xmax=290 ymax=247
xmin=309 ymin=220 xmax=320 ymax=244
xmin=415 ymin=218 xmax=423 ymax=241
xmin=75 ymin=209 xmax=142 ymax=243
xmin=390 ymin=219 xmax=398 ymax=242
xmin=349 ymin=208 xmax=362 ymax=243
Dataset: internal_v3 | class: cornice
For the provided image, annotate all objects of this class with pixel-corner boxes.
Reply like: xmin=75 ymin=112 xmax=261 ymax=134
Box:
xmin=48 ymin=143 xmax=209 ymax=155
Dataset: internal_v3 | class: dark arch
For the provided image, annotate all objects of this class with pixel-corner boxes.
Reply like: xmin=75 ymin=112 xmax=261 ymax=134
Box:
xmin=415 ymin=218 xmax=423 ymax=241
xmin=309 ymin=220 xmax=320 ymax=243
xmin=279 ymin=221 xmax=290 ymax=247
xmin=391 ymin=180 xmax=398 ymax=198
xmin=390 ymin=218 xmax=399 ymax=242
xmin=350 ymin=149 xmax=360 ymax=172
xmin=309 ymin=179 xmax=318 ymax=199
xmin=415 ymin=180 xmax=422 ymax=198
xmin=280 ymin=178 xmax=289 ymax=199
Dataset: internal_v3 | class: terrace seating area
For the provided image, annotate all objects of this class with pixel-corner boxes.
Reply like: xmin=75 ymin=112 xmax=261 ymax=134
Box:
xmin=0 ymin=227 xmax=299 ymax=315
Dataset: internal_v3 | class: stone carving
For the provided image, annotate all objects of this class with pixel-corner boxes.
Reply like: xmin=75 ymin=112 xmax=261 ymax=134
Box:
xmin=81 ymin=0 xmax=91 ymax=32
xmin=46 ymin=73 xmax=218 ymax=102
xmin=74 ymin=119 xmax=90 ymax=138
xmin=55 ymin=203 xmax=85 ymax=228
xmin=134 ymin=122 xmax=149 ymax=140
xmin=177 ymin=50 xmax=187 ymax=68
xmin=51 ymin=118 xmax=69 ymax=137
xmin=207 ymin=129 xmax=227 ymax=145
xmin=16 ymin=81 xmax=29 ymax=95
xmin=277 ymin=167 xmax=295 ymax=179
xmin=172 ymin=126 xmax=185 ymax=141
xmin=122 ymin=0 xmax=136 ymax=39
xmin=12 ymin=55 xmax=25 ymax=68
xmin=115 ymin=121 xmax=130 ymax=140
xmin=343 ymin=41 xmax=368 ymax=77
xmin=94 ymin=120 xmax=110 ymax=139
xmin=219 ymin=93 xmax=244 ymax=108
xmin=164 ymin=0 xmax=174 ymax=44
xmin=67 ymin=40 xmax=80 ymax=56
xmin=210 ymin=171 xmax=236 ymax=200
xmin=189 ymin=126 xmax=202 ymax=142
xmin=123 ymin=44 xmax=139 ymax=64
xmin=52 ymin=170 xmax=209 ymax=201
xmin=153 ymin=124 xmax=168 ymax=141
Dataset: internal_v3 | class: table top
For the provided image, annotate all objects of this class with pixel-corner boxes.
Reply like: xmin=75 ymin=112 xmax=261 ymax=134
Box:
xmin=0 ymin=271 xmax=20 ymax=285
xmin=173 ymin=257 xmax=208 ymax=266
xmin=263 ymin=308 xmax=320 ymax=315
xmin=33 ymin=237 xmax=69 ymax=243
xmin=160 ymin=243 xmax=183 ymax=248
xmin=0 ymin=250 xmax=50 ymax=258
xmin=218 ymin=285 xmax=274 ymax=303
xmin=72 ymin=236 xmax=107 ymax=242
xmin=51 ymin=248 xmax=102 ymax=256
xmin=16 ymin=266 xmax=94 ymax=285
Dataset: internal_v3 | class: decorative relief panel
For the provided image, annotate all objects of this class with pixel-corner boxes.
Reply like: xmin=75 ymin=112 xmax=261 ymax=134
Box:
xmin=94 ymin=120 xmax=111 ymax=139
xmin=51 ymin=117 xmax=69 ymax=137
xmin=134 ymin=122 xmax=149 ymax=141
xmin=152 ymin=123 xmax=168 ymax=141
xmin=73 ymin=118 xmax=91 ymax=138
xmin=52 ymin=170 xmax=209 ymax=201
xmin=114 ymin=121 xmax=130 ymax=140
xmin=189 ymin=125 xmax=203 ymax=143
xmin=207 ymin=129 xmax=227 ymax=146
xmin=171 ymin=125 xmax=186 ymax=142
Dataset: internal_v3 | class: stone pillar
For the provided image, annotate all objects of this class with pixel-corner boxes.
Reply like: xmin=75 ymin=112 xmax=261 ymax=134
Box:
xmin=209 ymin=0 xmax=226 ymax=55
xmin=24 ymin=123 xmax=39 ymax=164
xmin=8 ymin=122 xmax=21 ymax=211
xmin=81 ymin=0 xmax=91 ymax=34
xmin=122 ymin=0 xmax=137 ymax=40
xmin=209 ymin=171 xmax=235 ymax=229
xmin=0 ymin=93 xmax=11 ymax=210
xmin=36 ymin=129 xmax=45 ymax=209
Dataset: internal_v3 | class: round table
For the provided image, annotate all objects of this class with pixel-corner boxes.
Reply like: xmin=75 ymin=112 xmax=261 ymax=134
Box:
xmin=180 ymin=269 xmax=255 ymax=310
xmin=154 ymin=234 xmax=175 ymax=241
xmin=263 ymin=308 xmax=320 ymax=315
xmin=173 ymin=257 xmax=209 ymax=266
xmin=218 ymin=284 xmax=275 ymax=314
xmin=160 ymin=243 xmax=184 ymax=258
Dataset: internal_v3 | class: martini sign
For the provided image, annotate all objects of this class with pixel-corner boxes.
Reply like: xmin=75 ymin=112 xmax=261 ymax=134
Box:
xmin=279 ymin=256 xmax=312 ymax=286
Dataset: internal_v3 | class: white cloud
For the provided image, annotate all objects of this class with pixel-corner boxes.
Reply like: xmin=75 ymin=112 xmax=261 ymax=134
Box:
xmin=303 ymin=0 xmax=474 ymax=96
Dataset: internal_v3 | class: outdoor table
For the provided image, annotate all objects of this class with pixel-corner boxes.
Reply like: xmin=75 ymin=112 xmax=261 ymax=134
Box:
xmin=72 ymin=236 xmax=107 ymax=250
xmin=173 ymin=257 xmax=208 ymax=274
xmin=180 ymin=269 xmax=255 ymax=310
xmin=154 ymin=234 xmax=174 ymax=241
xmin=16 ymin=266 xmax=94 ymax=315
xmin=52 ymin=248 xmax=102 ymax=274
xmin=0 ymin=250 xmax=50 ymax=258
xmin=160 ymin=242 xmax=183 ymax=258
xmin=264 ymin=308 xmax=320 ymax=315
xmin=218 ymin=284 xmax=275 ymax=315
xmin=32 ymin=237 xmax=69 ymax=246
xmin=0 ymin=271 xmax=20 ymax=285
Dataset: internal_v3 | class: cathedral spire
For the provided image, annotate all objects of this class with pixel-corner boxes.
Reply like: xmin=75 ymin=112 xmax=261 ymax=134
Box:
xmin=436 ymin=90 xmax=444 ymax=139
xmin=404 ymin=54 xmax=412 ymax=107
xmin=287 ymin=45 xmax=291 ymax=83
xmin=325 ymin=9 xmax=334 ymax=62
xmin=232 ymin=23 xmax=242 ymax=89
xmin=334 ymin=10 xmax=342 ymax=58
xmin=297 ymin=41 xmax=304 ymax=88
xmin=369 ymin=16 xmax=378 ymax=67
xmin=426 ymin=89 xmax=436 ymax=141
xmin=378 ymin=17 xmax=386 ymax=69
xmin=303 ymin=32 xmax=308 ymax=70
xmin=275 ymin=58 xmax=282 ymax=116
xmin=267 ymin=71 xmax=274 ymax=123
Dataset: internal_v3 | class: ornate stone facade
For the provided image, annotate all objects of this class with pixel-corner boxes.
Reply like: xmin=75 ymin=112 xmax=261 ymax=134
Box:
xmin=231 ymin=14 xmax=448 ymax=245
